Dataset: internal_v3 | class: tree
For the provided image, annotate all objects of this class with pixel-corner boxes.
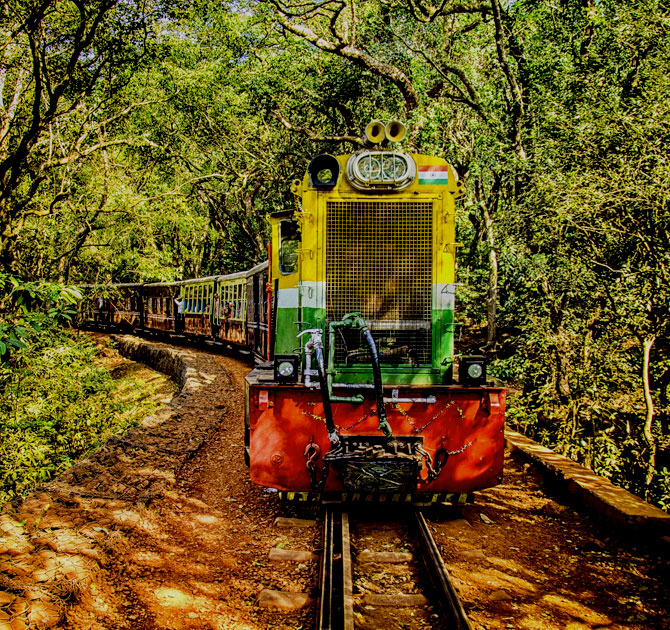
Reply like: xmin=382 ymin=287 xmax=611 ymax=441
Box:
xmin=0 ymin=0 xmax=182 ymax=270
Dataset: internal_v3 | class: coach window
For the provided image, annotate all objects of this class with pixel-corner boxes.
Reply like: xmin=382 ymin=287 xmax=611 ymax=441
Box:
xmin=279 ymin=219 xmax=300 ymax=274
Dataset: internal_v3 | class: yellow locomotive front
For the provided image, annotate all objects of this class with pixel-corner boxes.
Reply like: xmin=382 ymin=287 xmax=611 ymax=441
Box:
xmin=245 ymin=121 xmax=505 ymax=503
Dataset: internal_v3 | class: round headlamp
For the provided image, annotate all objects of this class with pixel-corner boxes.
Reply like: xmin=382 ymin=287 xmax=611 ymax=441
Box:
xmin=460 ymin=355 xmax=487 ymax=386
xmin=274 ymin=354 xmax=300 ymax=383
xmin=346 ymin=150 xmax=416 ymax=190
xmin=277 ymin=361 xmax=295 ymax=378
xmin=467 ymin=363 xmax=483 ymax=379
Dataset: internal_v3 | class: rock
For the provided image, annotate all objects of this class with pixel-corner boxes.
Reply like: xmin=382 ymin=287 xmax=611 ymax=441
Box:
xmin=0 ymin=592 xmax=15 ymax=605
xmin=273 ymin=517 xmax=316 ymax=528
xmin=32 ymin=569 xmax=52 ymax=583
xmin=27 ymin=600 xmax=61 ymax=627
xmin=268 ymin=548 xmax=315 ymax=562
xmin=110 ymin=509 xmax=141 ymax=528
xmin=1 ymin=560 xmax=32 ymax=577
xmin=490 ymin=589 xmax=512 ymax=601
xmin=31 ymin=532 xmax=101 ymax=562
xmin=479 ymin=513 xmax=494 ymax=525
xmin=357 ymin=551 xmax=414 ymax=564
xmin=0 ymin=536 xmax=34 ymax=556
xmin=457 ymin=549 xmax=487 ymax=561
xmin=360 ymin=594 xmax=429 ymax=607
xmin=0 ymin=518 xmax=24 ymax=536
xmin=257 ymin=589 xmax=314 ymax=610
xmin=9 ymin=598 xmax=28 ymax=615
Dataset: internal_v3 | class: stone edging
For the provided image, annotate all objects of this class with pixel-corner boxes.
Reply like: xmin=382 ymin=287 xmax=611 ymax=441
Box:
xmin=506 ymin=429 xmax=670 ymax=541
xmin=112 ymin=334 xmax=192 ymax=390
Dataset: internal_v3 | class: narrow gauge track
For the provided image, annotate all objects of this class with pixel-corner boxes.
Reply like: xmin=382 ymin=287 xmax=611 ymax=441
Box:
xmin=318 ymin=507 xmax=472 ymax=630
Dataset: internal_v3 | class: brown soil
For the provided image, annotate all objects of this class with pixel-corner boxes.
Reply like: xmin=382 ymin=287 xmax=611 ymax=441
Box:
xmin=1 ymin=338 xmax=668 ymax=630
xmin=432 ymin=456 xmax=669 ymax=630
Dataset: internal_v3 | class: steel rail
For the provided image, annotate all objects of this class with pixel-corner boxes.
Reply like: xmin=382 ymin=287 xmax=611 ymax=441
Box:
xmin=413 ymin=509 xmax=473 ymax=630
xmin=320 ymin=507 xmax=472 ymax=630
xmin=341 ymin=511 xmax=354 ymax=630
xmin=318 ymin=507 xmax=344 ymax=630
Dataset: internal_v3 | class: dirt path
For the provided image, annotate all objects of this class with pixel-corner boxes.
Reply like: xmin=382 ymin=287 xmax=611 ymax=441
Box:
xmin=77 ymin=352 xmax=318 ymax=630
xmin=1 ymin=338 xmax=668 ymax=630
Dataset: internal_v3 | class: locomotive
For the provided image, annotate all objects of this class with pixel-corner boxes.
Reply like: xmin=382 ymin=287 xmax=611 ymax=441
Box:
xmin=248 ymin=120 xmax=505 ymax=504
xmin=79 ymin=120 xmax=506 ymax=504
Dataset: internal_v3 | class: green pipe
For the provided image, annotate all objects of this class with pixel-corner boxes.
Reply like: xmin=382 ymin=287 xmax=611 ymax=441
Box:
xmin=327 ymin=313 xmax=392 ymax=437
xmin=327 ymin=315 xmax=364 ymax=403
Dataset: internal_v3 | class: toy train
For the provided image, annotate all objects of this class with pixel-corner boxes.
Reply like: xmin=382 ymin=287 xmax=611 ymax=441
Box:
xmin=79 ymin=120 xmax=506 ymax=505
xmin=79 ymin=262 xmax=270 ymax=358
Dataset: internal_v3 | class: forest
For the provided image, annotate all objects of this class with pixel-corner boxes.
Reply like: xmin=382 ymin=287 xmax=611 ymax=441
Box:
xmin=0 ymin=0 xmax=668 ymax=510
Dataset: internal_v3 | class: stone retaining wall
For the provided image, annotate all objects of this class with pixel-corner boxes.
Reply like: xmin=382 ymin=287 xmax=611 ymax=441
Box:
xmin=506 ymin=429 xmax=670 ymax=543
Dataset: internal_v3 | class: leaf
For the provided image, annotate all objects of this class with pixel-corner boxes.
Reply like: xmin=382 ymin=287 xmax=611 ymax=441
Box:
xmin=9 ymin=334 xmax=26 ymax=349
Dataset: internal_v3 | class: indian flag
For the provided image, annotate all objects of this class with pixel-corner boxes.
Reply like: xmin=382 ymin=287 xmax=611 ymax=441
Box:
xmin=418 ymin=165 xmax=449 ymax=185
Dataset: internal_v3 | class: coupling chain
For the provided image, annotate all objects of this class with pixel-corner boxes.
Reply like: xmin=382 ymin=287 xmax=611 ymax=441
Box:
xmin=304 ymin=442 xmax=320 ymax=489
xmin=304 ymin=401 xmax=463 ymax=435
xmin=303 ymin=441 xmax=331 ymax=492
xmin=444 ymin=440 xmax=473 ymax=456
xmin=416 ymin=439 xmax=473 ymax=482
xmin=301 ymin=409 xmax=374 ymax=432
xmin=402 ymin=400 xmax=459 ymax=434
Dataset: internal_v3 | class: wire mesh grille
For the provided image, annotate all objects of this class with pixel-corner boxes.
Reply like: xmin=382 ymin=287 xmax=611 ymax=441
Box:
xmin=326 ymin=200 xmax=433 ymax=366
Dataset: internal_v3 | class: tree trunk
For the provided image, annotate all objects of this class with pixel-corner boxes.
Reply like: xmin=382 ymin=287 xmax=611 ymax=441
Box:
xmin=642 ymin=335 xmax=657 ymax=498
xmin=481 ymin=201 xmax=498 ymax=348
xmin=474 ymin=176 xmax=500 ymax=350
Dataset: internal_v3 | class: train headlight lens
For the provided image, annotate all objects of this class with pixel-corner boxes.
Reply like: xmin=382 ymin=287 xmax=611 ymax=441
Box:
xmin=346 ymin=150 xmax=416 ymax=190
xmin=274 ymin=355 xmax=300 ymax=383
xmin=278 ymin=361 xmax=294 ymax=377
xmin=460 ymin=356 xmax=487 ymax=386
xmin=383 ymin=154 xmax=408 ymax=179
xmin=467 ymin=363 xmax=483 ymax=379
xmin=359 ymin=155 xmax=382 ymax=179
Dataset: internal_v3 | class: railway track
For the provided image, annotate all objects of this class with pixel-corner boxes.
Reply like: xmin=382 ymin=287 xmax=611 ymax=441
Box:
xmin=317 ymin=506 xmax=472 ymax=630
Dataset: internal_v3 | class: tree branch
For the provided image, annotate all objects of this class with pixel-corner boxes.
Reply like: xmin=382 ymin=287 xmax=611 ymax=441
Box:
xmin=272 ymin=10 xmax=420 ymax=112
xmin=272 ymin=110 xmax=362 ymax=145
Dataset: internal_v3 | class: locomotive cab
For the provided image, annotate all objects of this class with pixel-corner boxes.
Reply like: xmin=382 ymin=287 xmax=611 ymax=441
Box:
xmin=245 ymin=120 xmax=505 ymax=504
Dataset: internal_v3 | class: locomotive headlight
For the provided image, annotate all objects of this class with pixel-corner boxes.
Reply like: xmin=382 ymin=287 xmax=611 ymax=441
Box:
xmin=346 ymin=150 xmax=416 ymax=190
xmin=274 ymin=354 xmax=300 ymax=383
xmin=467 ymin=363 xmax=483 ymax=379
xmin=278 ymin=361 xmax=294 ymax=377
xmin=359 ymin=155 xmax=382 ymax=179
xmin=383 ymin=154 xmax=408 ymax=179
xmin=460 ymin=355 xmax=487 ymax=387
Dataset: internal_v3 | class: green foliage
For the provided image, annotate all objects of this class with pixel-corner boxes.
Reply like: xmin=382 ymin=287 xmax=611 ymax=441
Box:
xmin=0 ymin=274 xmax=81 ymax=360
xmin=0 ymin=329 xmax=114 ymax=503
xmin=0 ymin=328 xmax=174 ymax=505
xmin=1 ymin=0 xmax=669 ymax=509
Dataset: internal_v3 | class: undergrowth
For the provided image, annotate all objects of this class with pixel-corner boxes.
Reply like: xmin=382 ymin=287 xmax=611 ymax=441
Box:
xmin=0 ymin=328 xmax=173 ymax=505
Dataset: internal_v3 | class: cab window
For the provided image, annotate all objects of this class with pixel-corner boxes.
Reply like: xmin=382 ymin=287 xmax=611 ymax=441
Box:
xmin=279 ymin=220 xmax=300 ymax=274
